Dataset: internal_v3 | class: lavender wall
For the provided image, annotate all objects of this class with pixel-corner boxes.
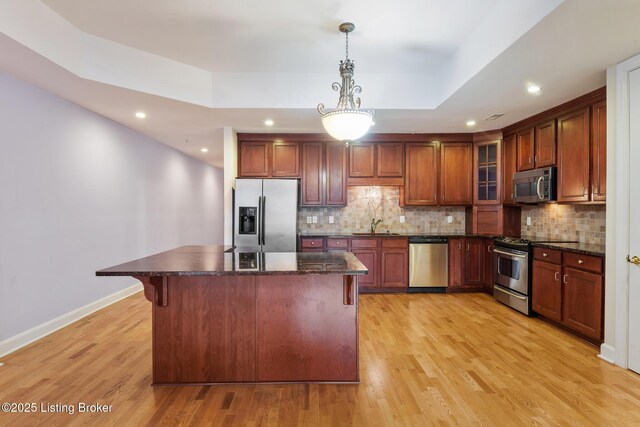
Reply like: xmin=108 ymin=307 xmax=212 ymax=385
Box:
xmin=0 ymin=71 xmax=223 ymax=342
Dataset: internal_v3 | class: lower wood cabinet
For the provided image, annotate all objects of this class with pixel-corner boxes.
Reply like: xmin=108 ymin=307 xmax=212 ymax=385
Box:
xmin=448 ymin=237 xmax=494 ymax=292
xmin=532 ymin=247 xmax=604 ymax=341
xmin=352 ymin=238 xmax=408 ymax=292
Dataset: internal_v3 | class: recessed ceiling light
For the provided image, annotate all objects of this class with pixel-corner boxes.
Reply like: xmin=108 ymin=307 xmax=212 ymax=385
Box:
xmin=466 ymin=120 xmax=476 ymax=127
xmin=135 ymin=111 xmax=146 ymax=119
xmin=201 ymin=147 xmax=208 ymax=153
xmin=264 ymin=119 xmax=274 ymax=126
xmin=527 ymin=84 xmax=541 ymax=94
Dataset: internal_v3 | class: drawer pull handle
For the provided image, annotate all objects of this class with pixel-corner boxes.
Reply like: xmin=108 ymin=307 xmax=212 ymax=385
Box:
xmin=578 ymin=259 xmax=584 ymax=264
xmin=554 ymin=272 xmax=560 ymax=281
xmin=563 ymin=274 xmax=568 ymax=284
xmin=543 ymin=253 xmax=548 ymax=257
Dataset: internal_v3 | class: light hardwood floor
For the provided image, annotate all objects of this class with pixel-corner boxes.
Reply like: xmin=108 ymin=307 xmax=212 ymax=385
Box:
xmin=1 ymin=292 xmax=639 ymax=426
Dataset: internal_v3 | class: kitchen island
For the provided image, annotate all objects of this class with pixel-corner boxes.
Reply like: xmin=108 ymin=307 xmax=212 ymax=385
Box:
xmin=96 ymin=246 xmax=367 ymax=385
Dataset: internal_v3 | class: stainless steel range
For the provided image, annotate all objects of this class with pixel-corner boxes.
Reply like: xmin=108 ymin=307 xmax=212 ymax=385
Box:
xmin=493 ymin=237 xmax=532 ymax=315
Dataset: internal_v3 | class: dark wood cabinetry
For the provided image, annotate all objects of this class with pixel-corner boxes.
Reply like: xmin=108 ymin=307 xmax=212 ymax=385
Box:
xmin=300 ymin=142 xmax=347 ymax=207
xmin=348 ymin=142 xmax=404 ymax=185
xmin=404 ymin=142 xmax=438 ymax=206
xmin=448 ymin=238 xmax=465 ymax=289
xmin=440 ymin=142 xmax=473 ymax=206
xmin=483 ymin=239 xmax=494 ymax=291
xmin=532 ymin=257 xmax=563 ymax=321
xmin=502 ymin=133 xmax=517 ymax=205
xmin=465 ymin=238 xmax=484 ymax=287
xmin=531 ymin=247 xmax=604 ymax=341
xmin=534 ymin=119 xmax=557 ymax=168
xmin=239 ymin=141 xmax=271 ymax=177
xmin=238 ymin=138 xmax=300 ymax=178
xmin=326 ymin=143 xmax=348 ymax=205
xmin=591 ymin=100 xmax=607 ymax=202
xmin=557 ymin=107 xmax=591 ymax=203
xmin=474 ymin=140 xmax=501 ymax=205
xmin=465 ymin=205 xmax=521 ymax=236
xmin=516 ymin=127 xmax=535 ymax=171
xmin=352 ymin=238 xmax=408 ymax=292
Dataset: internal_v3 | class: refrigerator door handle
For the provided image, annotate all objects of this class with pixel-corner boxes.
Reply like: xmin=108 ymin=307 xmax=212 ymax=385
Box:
xmin=262 ymin=196 xmax=266 ymax=246
xmin=257 ymin=196 xmax=263 ymax=245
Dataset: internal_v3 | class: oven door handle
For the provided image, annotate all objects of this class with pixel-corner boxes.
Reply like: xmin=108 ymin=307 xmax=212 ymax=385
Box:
xmin=493 ymin=248 xmax=527 ymax=258
xmin=494 ymin=286 xmax=528 ymax=301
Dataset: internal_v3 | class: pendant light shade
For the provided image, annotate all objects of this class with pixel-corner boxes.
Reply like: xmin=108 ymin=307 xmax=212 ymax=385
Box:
xmin=317 ymin=22 xmax=375 ymax=145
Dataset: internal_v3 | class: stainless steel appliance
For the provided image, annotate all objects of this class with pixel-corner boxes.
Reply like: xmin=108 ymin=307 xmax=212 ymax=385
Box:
xmin=513 ymin=167 xmax=557 ymax=203
xmin=234 ymin=179 xmax=298 ymax=252
xmin=408 ymin=237 xmax=449 ymax=291
xmin=493 ymin=237 xmax=531 ymax=315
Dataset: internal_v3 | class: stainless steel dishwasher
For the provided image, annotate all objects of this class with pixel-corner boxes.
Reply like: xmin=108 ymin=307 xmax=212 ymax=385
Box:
xmin=408 ymin=237 xmax=449 ymax=291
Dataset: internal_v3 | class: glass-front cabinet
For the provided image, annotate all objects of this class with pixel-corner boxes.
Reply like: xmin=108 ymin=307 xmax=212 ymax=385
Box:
xmin=474 ymin=140 xmax=502 ymax=205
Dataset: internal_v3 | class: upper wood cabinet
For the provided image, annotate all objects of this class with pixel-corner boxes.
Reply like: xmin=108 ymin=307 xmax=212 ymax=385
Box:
xmin=300 ymin=142 xmax=347 ymax=207
xmin=474 ymin=140 xmax=501 ymax=205
xmin=502 ymin=133 xmax=517 ymax=205
xmin=377 ymin=143 xmax=404 ymax=177
xmin=349 ymin=143 xmax=375 ymax=178
xmin=516 ymin=122 xmax=557 ymax=172
xmin=516 ymin=127 xmax=535 ymax=171
xmin=301 ymin=142 xmax=323 ymax=206
xmin=557 ymin=107 xmax=591 ymax=203
xmin=348 ymin=142 xmax=404 ymax=185
xmin=272 ymin=142 xmax=300 ymax=177
xmin=535 ymin=119 xmax=557 ymax=168
xmin=326 ymin=143 xmax=348 ymax=206
xmin=591 ymin=100 xmax=607 ymax=202
xmin=239 ymin=141 xmax=271 ymax=177
xmin=238 ymin=139 xmax=300 ymax=178
xmin=440 ymin=142 xmax=473 ymax=206
xmin=404 ymin=142 xmax=438 ymax=206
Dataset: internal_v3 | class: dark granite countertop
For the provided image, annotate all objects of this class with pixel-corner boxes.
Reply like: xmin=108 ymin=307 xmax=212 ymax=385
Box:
xmin=96 ymin=245 xmax=368 ymax=277
xmin=298 ymin=232 xmax=496 ymax=239
xmin=531 ymin=242 xmax=606 ymax=257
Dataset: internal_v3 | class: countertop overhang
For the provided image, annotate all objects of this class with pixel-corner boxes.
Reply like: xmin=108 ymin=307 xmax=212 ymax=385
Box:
xmin=96 ymin=245 xmax=368 ymax=277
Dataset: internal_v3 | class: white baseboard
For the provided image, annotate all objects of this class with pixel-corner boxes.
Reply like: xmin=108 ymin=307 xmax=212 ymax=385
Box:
xmin=598 ymin=343 xmax=616 ymax=364
xmin=0 ymin=283 xmax=142 ymax=358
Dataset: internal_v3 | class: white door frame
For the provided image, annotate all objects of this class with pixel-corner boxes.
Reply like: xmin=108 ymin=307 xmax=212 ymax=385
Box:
xmin=608 ymin=53 xmax=640 ymax=368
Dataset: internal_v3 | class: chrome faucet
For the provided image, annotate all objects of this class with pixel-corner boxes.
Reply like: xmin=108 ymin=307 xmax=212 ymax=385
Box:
xmin=370 ymin=218 xmax=383 ymax=234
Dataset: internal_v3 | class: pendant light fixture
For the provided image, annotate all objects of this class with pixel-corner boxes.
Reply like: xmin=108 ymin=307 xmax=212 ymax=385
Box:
xmin=317 ymin=22 xmax=374 ymax=145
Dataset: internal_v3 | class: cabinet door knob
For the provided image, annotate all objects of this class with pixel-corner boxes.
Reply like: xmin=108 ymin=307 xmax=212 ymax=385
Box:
xmin=578 ymin=259 xmax=584 ymax=264
xmin=543 ymin=253 xmax=548 ymax=257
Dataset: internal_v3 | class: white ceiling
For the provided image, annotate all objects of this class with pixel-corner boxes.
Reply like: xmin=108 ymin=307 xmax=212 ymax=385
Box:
xmin=1 ymin=0 xmax=640 ymax=168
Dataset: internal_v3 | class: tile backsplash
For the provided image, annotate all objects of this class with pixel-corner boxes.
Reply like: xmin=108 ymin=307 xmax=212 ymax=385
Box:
xmin=520 ymin=204 xmax=605 ymax=244
xmin=298 ymin=186 xmax=466 ymax=234
xmin=298 ymin=186 xmax=606 ymax=245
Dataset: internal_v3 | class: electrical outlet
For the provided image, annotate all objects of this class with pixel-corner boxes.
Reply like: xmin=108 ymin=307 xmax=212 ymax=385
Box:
xmin=526 ymin=216 xmax=532 ymax=226
xmin=399 ymin=215 xmax=405 ymax=224
xmin=312 ymin=216 xmax=318 ymax=224
xmin=447 ymin=215 xmax=453 ymax=224
xmin=329 ymin=216 xmax=334 ymax=224
xmin=306 ymin=216 xmax=312 ymax=224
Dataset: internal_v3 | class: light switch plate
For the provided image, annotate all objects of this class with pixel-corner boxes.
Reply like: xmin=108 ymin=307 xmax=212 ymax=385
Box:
xmin=329 ymin=216 xmax=334 ymax=224
xmin=447 ymin=215 xmax=453 ymax=223
xmin=399 ymin=215 xmax=405 ymax=224
xmin=306 ymin=216 xmax=312 ymax=224
xmin=526 ymin=216 xmax=532 ymax=226
xmin=312 ymin=216 xmax=318 ymax=224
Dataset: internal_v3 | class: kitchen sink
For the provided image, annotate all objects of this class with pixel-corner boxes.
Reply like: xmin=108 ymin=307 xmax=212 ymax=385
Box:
xmin=351 ymin=232 xmax=400 ymax=236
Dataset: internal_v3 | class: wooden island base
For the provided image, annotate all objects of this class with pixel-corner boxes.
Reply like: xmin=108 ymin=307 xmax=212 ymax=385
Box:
xmin=137 ymin=274 xmax=359 ymax=385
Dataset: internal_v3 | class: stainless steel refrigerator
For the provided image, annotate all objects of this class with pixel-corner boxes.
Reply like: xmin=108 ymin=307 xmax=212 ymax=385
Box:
xmin=234 ymin=179 xmax=298 ymax=252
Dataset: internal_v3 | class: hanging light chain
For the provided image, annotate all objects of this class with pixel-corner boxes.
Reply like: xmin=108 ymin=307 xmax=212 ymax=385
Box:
xmin=345 ymin=30 xmax=349 ymax=60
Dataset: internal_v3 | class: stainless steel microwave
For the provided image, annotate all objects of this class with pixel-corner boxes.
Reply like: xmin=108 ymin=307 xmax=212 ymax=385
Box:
xmin=513 ymin=167 xmax=557 ymax=203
